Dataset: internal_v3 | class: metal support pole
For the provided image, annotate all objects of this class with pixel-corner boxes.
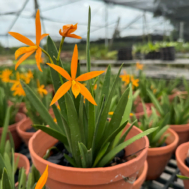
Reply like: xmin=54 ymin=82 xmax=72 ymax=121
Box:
xmin=105 ymin=3 xmax=108 ymax=48
xmin=178 ymin=21 xmax=184 ymax=42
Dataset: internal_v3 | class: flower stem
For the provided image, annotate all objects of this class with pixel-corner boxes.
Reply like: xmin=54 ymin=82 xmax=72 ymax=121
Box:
xmin=56 ymin=37 xmax=65 ymax=64
xmin=41 ymin=48 xmax=64 ymax=85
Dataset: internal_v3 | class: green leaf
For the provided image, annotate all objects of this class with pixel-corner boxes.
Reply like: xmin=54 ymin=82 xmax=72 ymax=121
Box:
xmin=18 ymin=168 xmax=26 ymax=189
xmin=78 ymin=142 xmax=92 ymax=168
xmin=147 ymin=89 xmax=163 ymax=115
xmin=2 ymin=169 xmax=11 ymax=189
xmin=86 ymin=6 xmax=91 ymax=72
xmin=93 ymin=142 xmax=110 ymax=167
xmin=21 ymin=81 xmax=61 ymax=133
xmin=0 ymin=106 xmax=11 ymax=155
xmin=94 ymin=65 xmax=123 ymax=152
xmin=52 ymin=104 xmax=65 ymax=134
xmin=64 ymin=92 xmax=82 ymax=166
xmin=177 ymin=175 xmax=189 ymax=180
xmin=64 ymin=154 xmax=77 ymax=167
xmin=97 ymin=127 xmax=157 ymax=167
xmin=46 ymin=36 xmax=68 ymax=123
xmin=33 ymin=125 xmax=68 ymax=146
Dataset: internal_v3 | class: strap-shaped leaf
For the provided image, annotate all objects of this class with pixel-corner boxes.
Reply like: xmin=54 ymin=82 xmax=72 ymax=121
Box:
xmin=147 ymin=89 xmax=164 ymax=115
xmin=2 ymin=168 xmax=11 ymax=189
xmin=18 ymin=168 xmax=27 ymax=189
xmin=93 ymin=65 xmax=123 ymax=152
xmin=21 ymin=81 xmax=61 ymax=133
xmin=52 ymin=104 xmax=65 ymax=134
xmin=97 ymin=127 xmax=157 ymax=167
xmin=64 ymin=92 xmax=82 ymax=167
xmin=46 ymin=36 xmax=68 ymax=123
xmin=0 ymin=106 xmax=11 ymax=155
xmin=33 ymin=125 xmax=68 ymax=146
xmin=93 ymin=142 xmax=110 ymax=167
xmin=64 ymin=154 xmax=77 ymax=167
xmin=78 ymin=142 xmax=92 ymax=168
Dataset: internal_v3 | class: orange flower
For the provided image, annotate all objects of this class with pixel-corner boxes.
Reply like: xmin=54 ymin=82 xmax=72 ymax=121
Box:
xmin=108 ymin=112 xmax=114 ymax=115
xmin=59 ymin=24 xmax=81 ymax=39
xmin=136 ymin=62 xmax=143 ymax=70
xmin=131 ymin=76 xmax=139 ymax=88
xmin=37 ymin=80 xmax=48 ymax=97
xmin=8 ymin=10 xmax=48 ymax=71
xmin=0 ymin=69 xmax=12 ymax=82
xmin=47 ymin=44 xmax=104 ymax=106
xmin=120 ymin=71 xmax=130 ymax=86
xmin=35 ymin=165 xmax=48 ymax=189
xmin=94 ymin=84 xmax=97 ymax=90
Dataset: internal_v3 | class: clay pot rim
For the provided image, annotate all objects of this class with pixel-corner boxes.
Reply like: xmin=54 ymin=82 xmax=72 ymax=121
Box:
xmin=0 ymin=113 xmax=26 ymax=132
xmin=148 ymin=128 xmax=179 ymax=154
xmin=170 ymin=123 xmax=189 ymax=131
xmin=133 ymin=161 xmax=148 ymax=187
xmin=176 ymin=142 xmax=189 ymax=172
xmin=17 ymin=117 xmax=35 ymax=137
xmin=29 ymin=126 xmax=149 ymax=172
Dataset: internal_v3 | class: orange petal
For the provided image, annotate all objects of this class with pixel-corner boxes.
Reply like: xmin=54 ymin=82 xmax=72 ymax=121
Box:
xmin=46 ymin=63 xmax=71 ymax=81
xmin=35 ymin=48 xmax=42 ymax=72
xmin=76 ymin=71 xmax=104 ymax=82
xmin=40 ymin=33 xmax=49 ymax=41
xmin=71 ymin=44 xmax=78 ymax=79
xmin=15 ymin=46 xmax=37 ymax=60
xmin=15 ymin=50 xmax=35 ymax=70
xmin=71 ymin=80 xmax=81 ymax=98
xmin=35 ymin=10 xmax=41 ymax=46
xmin=77 ymin=82 xmax=97 ymax=106
xmin=67 ymin=34 xmax=82 ymax=39
xmin=50 ymin=81 xmax=72 ymax=106
xmin=35 ymin=165 xmax=48 ymax=189
xmin=8 ymin=32 xmax=35 ymax=46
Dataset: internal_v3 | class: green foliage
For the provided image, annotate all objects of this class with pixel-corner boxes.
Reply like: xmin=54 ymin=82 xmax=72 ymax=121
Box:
xmin=0 ymin=88 xmax=18 ymax=127
xmin=148 ymin=90 xmax=189 ymax=125
xmin=133 ymin=105 xmax=170 ymax=147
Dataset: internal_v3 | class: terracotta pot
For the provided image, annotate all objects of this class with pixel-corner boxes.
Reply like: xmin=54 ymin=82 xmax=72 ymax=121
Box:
xmin=29 ymin=126 xmax=149 ymax=189
xmin=176 ymin=142 xmax=189 ymax=189
xmin=46 ymin=84 xmax=55 ymax=96
xmin=146 ymin=128 xmax=179 ymax=180
xmin=17 ymin=117 xmax=35 ymax=146
xmin=170 ymin=123 xmax=189 ymax=146
xmin=133 ymin=161 xmax=148 ymax=189
xmin=0 ymin=113 xmax=26 ymax=149
xmin=134 ymin=106 xmax=152 ymax=120
xmin=15 ymin=153 xmax=30 ymax=187
xmin=8 ymin=101 xmax=26 ymax=114
xmin=135 ymin=102 xmax=153 ymax=113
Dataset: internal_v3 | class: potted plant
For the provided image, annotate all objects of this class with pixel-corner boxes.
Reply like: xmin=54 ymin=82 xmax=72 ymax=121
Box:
xmin=9 ymin=8 xmax=156 ymax=189
xmin=134 ymin=106 xmax=179 ymax=180
xmin=176 ymin=143 xmax=189 ymax=189
xmin=17 ymin=80 xmax=51 ymax=145
xmin=0 ymin=87 xmax=26 ymax=149
xmin=148 ymin=90 xmax=189 ymax=146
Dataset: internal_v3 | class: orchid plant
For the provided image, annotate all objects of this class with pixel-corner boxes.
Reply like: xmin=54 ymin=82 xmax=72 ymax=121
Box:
xmin=9 ymin=8 xmax=156 ymax=168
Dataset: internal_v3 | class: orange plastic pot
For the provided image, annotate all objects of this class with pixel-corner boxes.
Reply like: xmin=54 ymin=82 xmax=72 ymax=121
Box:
xmin=29 ymin=126 xmax=149 ymax=189
xmin=176 ymin=142 xmax=189 ymax=189
xmin=135 ymin=102 xmax=153 ymax=113
xmin=17 ymin=117 xmax=34 ymax=146
xmin=132 ymin=161 xmax=148 ymax=189
xmin=170 ymin=123 xmax=189 ymax=146
xmin=15 ymin=153 xmax=30 ymax=187
xmin=0 ymin=113 xmax=26 ymax=149
xmin=134 ymin=106 xmax=152 ymax=120
xmin=146 ymin=128 xmax=179 ymax=180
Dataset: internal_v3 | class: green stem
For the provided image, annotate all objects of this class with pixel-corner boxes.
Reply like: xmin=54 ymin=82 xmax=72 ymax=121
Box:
xmin=41 ymin=48 xmax=64 ymax=85
xmin=56 ymin=37 xmax=65 ymax=64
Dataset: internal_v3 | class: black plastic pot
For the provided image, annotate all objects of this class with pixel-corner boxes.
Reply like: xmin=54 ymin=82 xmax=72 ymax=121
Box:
xmin=160 ymin=47 xmax=175 ymax=61
xmin=145 ymin=51 xmax=161 ymax=60
xmin=117 ymin=47 xmax=133 ymax=60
